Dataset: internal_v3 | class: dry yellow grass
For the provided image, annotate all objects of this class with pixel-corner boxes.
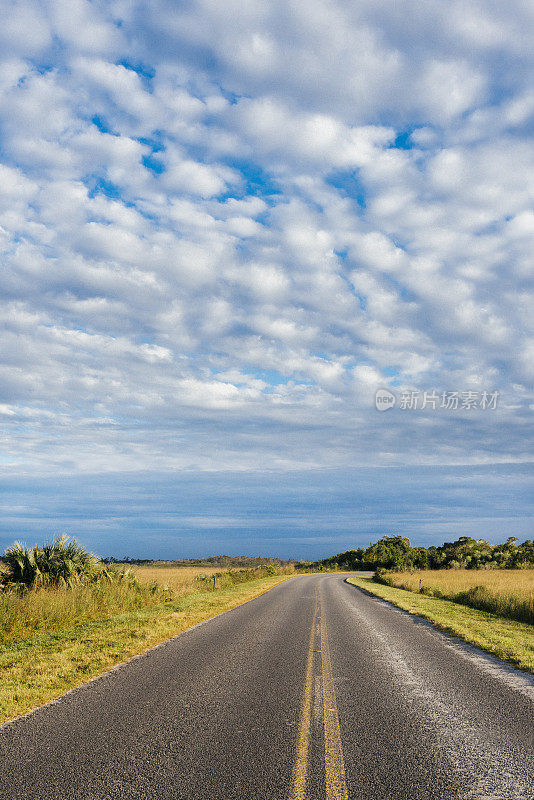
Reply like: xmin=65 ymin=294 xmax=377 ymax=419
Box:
xmin=129 ymin=564 xmax=238 ymax=593
xmin=383 ymin=568 xmax=534 ymax=625
xmin=0 ymin=563 xmax=285 ymax=647
xmin=389 ymin=568 xmax=534 ymax=598
xmin=0 ymin=572 xmax=168 ymax=644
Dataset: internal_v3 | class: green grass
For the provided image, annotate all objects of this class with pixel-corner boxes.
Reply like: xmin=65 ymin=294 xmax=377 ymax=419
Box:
xmin=347 ymin=576 xmax=534 ymax=673
xmin=0 ymin=574 xmax=292 ymax=725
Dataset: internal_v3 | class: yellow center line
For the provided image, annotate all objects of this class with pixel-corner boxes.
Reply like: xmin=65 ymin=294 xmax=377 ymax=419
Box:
xmin=320 ymin=595 xmax=349 ymax=800
xmin=288 ymin=590 xmax=319 ymax=800
xmin=289 ymin=587 xmax=348 ymax=800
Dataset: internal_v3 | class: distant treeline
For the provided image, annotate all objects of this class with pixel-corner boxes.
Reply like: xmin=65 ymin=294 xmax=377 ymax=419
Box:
xmin=102 ymin=555 xmax=296 ymax=568
xmin=299 ymin=535 xmax=534 ymax=572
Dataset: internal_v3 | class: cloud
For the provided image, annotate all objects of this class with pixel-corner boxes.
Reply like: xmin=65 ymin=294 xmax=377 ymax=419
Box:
xmin=0 ymin=0 xmax=531 ymax=493
xmin=0 ymin=465 xmax=532 ymax=558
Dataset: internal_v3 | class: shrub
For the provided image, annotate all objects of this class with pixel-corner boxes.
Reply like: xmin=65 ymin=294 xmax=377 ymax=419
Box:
xmin=454 ymin=585 xmax=534 ymax=625
xmin=193 ymin=563 xmax=293 ymax=591
xmin=2 ymin=536 xmax=100 ymax=588
xmin=373 ymin=568 xmax=393 ymax=586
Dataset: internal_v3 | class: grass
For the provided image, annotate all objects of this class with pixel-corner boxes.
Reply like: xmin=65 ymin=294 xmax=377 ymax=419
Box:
xmin=0 ymin=572 xmax=167 ymax=643
xmin=0 ymin=564 xmax=286 ymax=644
xmin=0 ymin=568 xmax=294 ymax=724
xmin=347 ymin=576 xmax=534 ymax=673
xmin=128 ymin=563 xmax=245 ymax=593
xmin=380 ymin=568 xmax=534 ymax=624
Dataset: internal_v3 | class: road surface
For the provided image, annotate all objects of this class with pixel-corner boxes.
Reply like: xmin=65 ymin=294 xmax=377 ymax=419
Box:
xmin=1 ymin=574 xmax=533 ymax=799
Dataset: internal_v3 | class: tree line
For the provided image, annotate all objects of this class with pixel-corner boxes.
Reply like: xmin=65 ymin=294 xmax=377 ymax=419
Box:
xmin=299 ymin=535 xmax=534 ymax=572
xmin=101 ymin=555 xmax=295 ymax=567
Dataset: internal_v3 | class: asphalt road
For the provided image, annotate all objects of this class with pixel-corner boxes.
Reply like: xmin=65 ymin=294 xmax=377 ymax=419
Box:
xmin=1 ymin=574 xmax=533 ymax=800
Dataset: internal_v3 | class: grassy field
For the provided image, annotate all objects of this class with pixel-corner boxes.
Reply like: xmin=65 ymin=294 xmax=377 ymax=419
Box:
xmin=347 ymin=576 xmax=534 ymax=673
xmin=0 ymin=565 xmax=294 ymax=724
xmin=129 ymin=564 xmax=244 ymax=593
xmin=0 ymin=572 xmax=165 ymax=644
xmin=0 ymin=564 xmax=277 ymax=645
xmin=381 ymin=568 xmax=534 ymax=624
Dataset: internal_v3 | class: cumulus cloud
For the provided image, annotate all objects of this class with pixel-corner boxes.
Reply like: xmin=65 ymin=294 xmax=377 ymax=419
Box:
xmin=0 ymin=0 xmax=532 ymax=483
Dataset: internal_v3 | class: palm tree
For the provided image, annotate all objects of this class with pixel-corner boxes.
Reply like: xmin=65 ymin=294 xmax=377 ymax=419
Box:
xmin=2 ymin=536 xmax=100 ymax=588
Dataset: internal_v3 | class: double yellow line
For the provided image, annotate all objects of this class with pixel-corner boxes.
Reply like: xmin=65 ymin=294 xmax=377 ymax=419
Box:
xmin=289 ymin=588 xmax=348 ymax=800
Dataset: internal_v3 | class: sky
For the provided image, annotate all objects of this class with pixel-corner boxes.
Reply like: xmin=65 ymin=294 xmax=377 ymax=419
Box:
xmin=0 ymin=0 xmax=533 ymax=558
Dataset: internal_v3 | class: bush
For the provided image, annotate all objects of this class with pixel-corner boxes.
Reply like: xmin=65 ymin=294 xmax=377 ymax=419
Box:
xmin=193 ymin=563 xmax=293 ymax=591
xmin=381 ymin=569 xmax=534 ymax=625
xmin=373 ymin=568 xmax=393 ymax=586
xmin=1 ymin=536 xmax=100 ymax=588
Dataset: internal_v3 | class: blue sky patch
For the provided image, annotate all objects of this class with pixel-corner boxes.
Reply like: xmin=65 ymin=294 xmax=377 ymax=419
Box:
xmin=326 ymin=170 xmax=366 ymax=208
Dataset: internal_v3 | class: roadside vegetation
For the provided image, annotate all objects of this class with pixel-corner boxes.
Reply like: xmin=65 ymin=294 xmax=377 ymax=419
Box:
xmin=347 ymin=576 xmax=534 ymax=672
xmin=0 ymin=538 xmax=170 ymax=643
xmin=375 ymin=568 xmax=534 ymax=625
xmin=0 ymin=537 xmax=294 ymax=724
xmin=304 ymin=534 xmax=534 ymax=571
xmin=129 ymin=563 xmax=282 ymax=594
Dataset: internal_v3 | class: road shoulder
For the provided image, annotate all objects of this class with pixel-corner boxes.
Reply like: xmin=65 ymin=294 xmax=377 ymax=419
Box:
xmin=346 ymin=576 xmax=534 ymax=673
xmin=0 ymin=574 xmax=293 ymax=726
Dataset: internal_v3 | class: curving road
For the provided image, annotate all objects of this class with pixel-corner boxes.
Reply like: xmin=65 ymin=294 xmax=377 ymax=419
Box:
xmin=1 ymin=574 xmax=533 ymax=799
